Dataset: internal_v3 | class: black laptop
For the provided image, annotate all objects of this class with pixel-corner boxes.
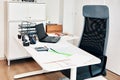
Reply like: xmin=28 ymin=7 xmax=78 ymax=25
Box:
xmin=35 ymin=23 xmax=61 ymax=43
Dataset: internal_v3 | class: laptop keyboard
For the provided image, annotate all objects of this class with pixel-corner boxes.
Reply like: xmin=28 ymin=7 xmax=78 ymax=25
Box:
xmin=48 ymin=36 xmax=61 ymax=42
xmin=42 ymin=36 xmax=61 ymax=43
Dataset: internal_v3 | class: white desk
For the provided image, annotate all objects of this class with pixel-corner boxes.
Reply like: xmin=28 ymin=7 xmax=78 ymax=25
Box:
xmin=14 ymin=36 xmax=100 ymax=80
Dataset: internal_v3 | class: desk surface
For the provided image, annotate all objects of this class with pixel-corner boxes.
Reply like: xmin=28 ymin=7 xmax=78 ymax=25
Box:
xmin=16 ymin=36 xmax=100 ymax=72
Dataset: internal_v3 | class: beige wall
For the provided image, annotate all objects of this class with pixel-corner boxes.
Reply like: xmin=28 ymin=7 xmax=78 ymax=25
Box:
xmin=0 ymin=0 xmax=4 ymax=58
xmin=105 ymin=0 xmax=120 ymax=75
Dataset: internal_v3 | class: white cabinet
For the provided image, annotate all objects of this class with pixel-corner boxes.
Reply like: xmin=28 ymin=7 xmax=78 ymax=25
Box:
xmin=4 ymin=2 xmax=46 ymax=65
xmin=7 ymin=22 xmax=30 ymax=60
xmin=8 ymin=2 xmax=46 ymax=21
xmin=8 ymin=3 xmax=28 ymax=21
xmin=28 ymin=3 xmax=46 ymax=20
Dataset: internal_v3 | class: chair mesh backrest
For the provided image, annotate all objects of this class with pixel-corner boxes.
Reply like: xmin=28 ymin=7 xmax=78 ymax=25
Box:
xmin=79 ymin=5 xmax=109 ymax=57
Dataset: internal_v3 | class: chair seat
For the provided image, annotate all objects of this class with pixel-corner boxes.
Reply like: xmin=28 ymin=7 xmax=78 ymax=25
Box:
xmin=84 ymin=76 xmax=107 ymax=80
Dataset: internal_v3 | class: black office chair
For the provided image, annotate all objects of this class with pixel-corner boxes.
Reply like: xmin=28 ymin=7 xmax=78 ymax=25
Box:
xmin=61 ymin=5 xmax=109 ymax=80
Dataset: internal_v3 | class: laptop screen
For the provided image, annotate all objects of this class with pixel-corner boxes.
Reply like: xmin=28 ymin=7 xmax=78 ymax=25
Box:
xmin=35 ymin=23 xmax=48 ymax=41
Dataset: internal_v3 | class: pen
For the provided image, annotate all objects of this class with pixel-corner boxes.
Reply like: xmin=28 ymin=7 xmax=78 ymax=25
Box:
xmin=49 ymin=48 xmax=59 ymax=53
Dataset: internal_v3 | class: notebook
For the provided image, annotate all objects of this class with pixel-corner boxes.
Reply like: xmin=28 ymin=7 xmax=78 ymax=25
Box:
xmin=35 ymin=23 xmax=61 ymax=43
